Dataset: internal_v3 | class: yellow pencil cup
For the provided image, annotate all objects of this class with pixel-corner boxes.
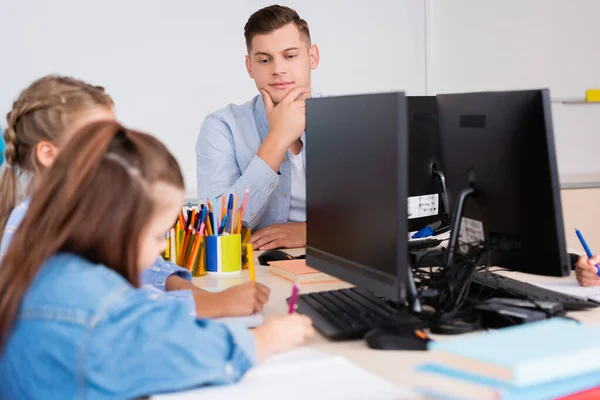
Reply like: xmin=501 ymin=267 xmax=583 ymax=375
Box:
xmin=206 ymin=233 xmax=242 ymax=275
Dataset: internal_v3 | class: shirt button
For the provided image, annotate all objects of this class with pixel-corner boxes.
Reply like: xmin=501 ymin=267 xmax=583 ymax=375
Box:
xmin=283 ymin=157 xmax=289 ymax=162
xmin=283 ymin=192 xmax=288 ymax=197
xmin=250 ymin=212 xmax=255 ymax=217
xmin=270 ymin=183 xmax=275 ymax=189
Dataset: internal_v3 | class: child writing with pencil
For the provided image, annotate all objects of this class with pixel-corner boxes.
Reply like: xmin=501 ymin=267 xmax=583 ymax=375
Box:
xmin=0 ymin=121 xmax=314 ymax=398
xmin=0 ymin=75 xmax=270 ymax=317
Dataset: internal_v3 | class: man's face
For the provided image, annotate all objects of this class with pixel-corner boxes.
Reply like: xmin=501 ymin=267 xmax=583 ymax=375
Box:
xmin=246 ymin=23 xmax=319 ymax=104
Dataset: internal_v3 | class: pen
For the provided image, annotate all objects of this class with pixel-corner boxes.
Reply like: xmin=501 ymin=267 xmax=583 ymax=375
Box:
xmin=218 ymin=213 xmax=228 ymax=235
xmin=575 ymin=229 xmax=600 ymax=277
xmin=225 ymin=193 xmax=234 ymax=231
xmin=288 ymin=283 xmax=300 ymax=314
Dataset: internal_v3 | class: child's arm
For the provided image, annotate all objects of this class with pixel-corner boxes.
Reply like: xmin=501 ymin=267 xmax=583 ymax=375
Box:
xmin=165 ymin=275 xmax=271 ymax=318
xmin=86 ymin=288 xmax=312 ymax=398
xmin=140 ymin=256 xmax=192 ymax=291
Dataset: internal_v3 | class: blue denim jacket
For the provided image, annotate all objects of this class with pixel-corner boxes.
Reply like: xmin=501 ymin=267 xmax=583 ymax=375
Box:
xmin=196 ymin=93 xmax=309 ymax=230
xmin=0 ymin=198 xmax=196 ymax=314
xmin=0 ymin=253 xmax=255 ymax=399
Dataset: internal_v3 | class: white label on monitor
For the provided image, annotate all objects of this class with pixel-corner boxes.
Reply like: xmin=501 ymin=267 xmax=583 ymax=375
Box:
xmin=407 ymin=194 xmax=439 ymax=220
xmin=459 ymin=217 xmax=485 ymax=253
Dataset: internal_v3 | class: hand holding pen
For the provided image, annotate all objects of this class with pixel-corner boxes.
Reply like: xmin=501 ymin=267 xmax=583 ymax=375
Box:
xmin=575 ymin=229 xmax=600 ymax=286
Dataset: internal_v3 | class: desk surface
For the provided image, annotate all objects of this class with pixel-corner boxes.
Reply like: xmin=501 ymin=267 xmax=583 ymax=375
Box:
xmin=192 ymin=248 xmax=600 ymax=394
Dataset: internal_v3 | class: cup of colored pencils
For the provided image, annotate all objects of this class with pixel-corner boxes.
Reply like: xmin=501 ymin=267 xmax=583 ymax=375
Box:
xmin=163 ymin=189 xmax=251 ymax=277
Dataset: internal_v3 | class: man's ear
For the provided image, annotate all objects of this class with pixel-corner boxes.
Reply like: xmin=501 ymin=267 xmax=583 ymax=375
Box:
xmin=246 ymin=55 xmax=254 ymax=78
xmin=309 ymin=44 xmax=320 ymax=70
xmin=36 ymin=141 xmax=59 ymax=168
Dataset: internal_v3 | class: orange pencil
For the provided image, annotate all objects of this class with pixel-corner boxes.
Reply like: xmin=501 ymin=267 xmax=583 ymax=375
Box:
xmin=236 ymin=209 xmax=242 ymax=234
xmin=181 ymin=210 xmax=197 ymax=259
xmin=178 ymin=212 xmax=186 ymax=231
xmin=207 ymin=199 xmax=214 ymax=214
xmin=230 ymin=194 xmax=238 ymax=234
xmin=186 ymin=233 xmax=203 ymax=271
xmin=205 ymin=212 xmax=214 ymax=236
xmin=221 ymin=195 xmax=227 ymax=222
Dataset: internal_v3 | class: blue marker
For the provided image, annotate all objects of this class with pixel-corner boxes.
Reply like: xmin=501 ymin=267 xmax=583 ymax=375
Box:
xmin=575 ymin=229 xmax=600 ymax=277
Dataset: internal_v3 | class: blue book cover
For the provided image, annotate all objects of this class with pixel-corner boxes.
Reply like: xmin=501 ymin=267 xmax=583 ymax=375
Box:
xmin=426 ymin=318 xmax=600 ymax=387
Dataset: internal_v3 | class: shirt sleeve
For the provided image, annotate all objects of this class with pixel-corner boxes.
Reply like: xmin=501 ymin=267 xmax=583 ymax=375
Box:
xmin=196 ymin=114 xmax=280 ymax=229
xmin=141 ymin=285 xmax=196 ymax=317
xmin=140 ymin=256 xmax=192 ymax=291
xmin=85 ymin=285 xmax=256 ymax=398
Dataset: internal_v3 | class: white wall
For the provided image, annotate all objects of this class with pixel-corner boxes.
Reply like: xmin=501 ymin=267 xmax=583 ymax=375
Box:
xmin=427 ymin=0 xmax=600 ymax=181
xmin=0 ymin=0 xmax=427 ymax=195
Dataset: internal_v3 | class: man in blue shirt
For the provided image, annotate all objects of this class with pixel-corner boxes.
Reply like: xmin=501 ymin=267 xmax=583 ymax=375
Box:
xmin=196 ymin=5 xmax=319 ymax=251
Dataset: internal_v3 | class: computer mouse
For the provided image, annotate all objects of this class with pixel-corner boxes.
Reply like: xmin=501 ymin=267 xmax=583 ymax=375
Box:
xmin=258 ymin=249 xmax=295 ymax=266
xmin=364 ymin=326 xmax=430 ymax=351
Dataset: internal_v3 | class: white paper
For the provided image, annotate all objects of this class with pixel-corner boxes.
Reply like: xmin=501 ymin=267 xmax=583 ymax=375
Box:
xmin=534 ymin=280 xmax=600 ymax=302
xmin=407 ymin=194 xmax=439 ymax=220
xmin=153 ymin=347 xmax=414 ymax=400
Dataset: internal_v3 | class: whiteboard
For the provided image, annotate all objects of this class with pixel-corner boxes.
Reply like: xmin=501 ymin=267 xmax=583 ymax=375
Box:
xmin=0 ymin=0 xmax=427 ymax=195
xmin=428 ymin=0 xmax=600 ymax=98
xmin=427 ymin=0 xmax=600 ymax=181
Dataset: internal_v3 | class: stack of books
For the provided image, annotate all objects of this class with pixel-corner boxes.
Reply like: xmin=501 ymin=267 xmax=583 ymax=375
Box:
xmin=413 ymin=319 xmax=600 ymax=399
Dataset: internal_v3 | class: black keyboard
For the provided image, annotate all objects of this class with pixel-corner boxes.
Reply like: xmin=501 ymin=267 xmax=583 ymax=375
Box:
xmin=408 ymin=238 xmax=442 ymax=251
xmin=470 ymin=271 xmax=600 ymax=311
xmin=293 ymin=287 xmax=423 ymax=340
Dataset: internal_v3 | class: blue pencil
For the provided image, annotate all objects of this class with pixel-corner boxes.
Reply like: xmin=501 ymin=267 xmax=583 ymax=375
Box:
xmin=575 ymin=229 xmax=600 ymax=277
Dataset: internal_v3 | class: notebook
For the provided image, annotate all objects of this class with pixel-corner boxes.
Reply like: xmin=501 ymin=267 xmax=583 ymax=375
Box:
xmin=268 ymin=259 xmax=340 ymax=284
xmin=533 ymin=280 xmax=600 ymax=302
xmin=153 ymin=347 xmax=414 ymax=400
xmin=426 ymin=318 xmax=600 ymax=388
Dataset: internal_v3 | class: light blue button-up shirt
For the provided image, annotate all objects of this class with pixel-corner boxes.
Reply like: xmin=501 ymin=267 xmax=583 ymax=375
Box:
xmin=196 ymin=93 xmax=308 ymax=230
xmin=0 ymin=198 xmax=196 ymax=315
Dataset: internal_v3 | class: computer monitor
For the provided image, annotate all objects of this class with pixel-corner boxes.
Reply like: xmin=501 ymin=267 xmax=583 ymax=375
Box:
xmin=305 ymin=92 xmax=410 ymax=303
xmin=437 ymin=89 xmax=570 ymax=277
xmin=406 ymin=96 xmax=448 ymax=232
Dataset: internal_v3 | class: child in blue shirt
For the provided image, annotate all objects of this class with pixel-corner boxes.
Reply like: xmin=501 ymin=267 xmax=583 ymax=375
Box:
xmin=0 ymin=75 xmax=270 ymax=317
xmin=0 ymin=120 xmax=313 ymax=399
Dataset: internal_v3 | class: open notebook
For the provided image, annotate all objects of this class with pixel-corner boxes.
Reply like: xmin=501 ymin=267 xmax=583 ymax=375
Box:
xmin=533 ymin=280 xmax=600 ymax=302
xmin=152 ymin=347 xmax=414 ymax=400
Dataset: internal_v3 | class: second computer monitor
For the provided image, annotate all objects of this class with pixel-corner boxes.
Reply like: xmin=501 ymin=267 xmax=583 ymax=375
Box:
xmin=437 ymin=89 xmax=570 ymax=277
xmin=407 ymin=96 xmax=447 ymax=232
